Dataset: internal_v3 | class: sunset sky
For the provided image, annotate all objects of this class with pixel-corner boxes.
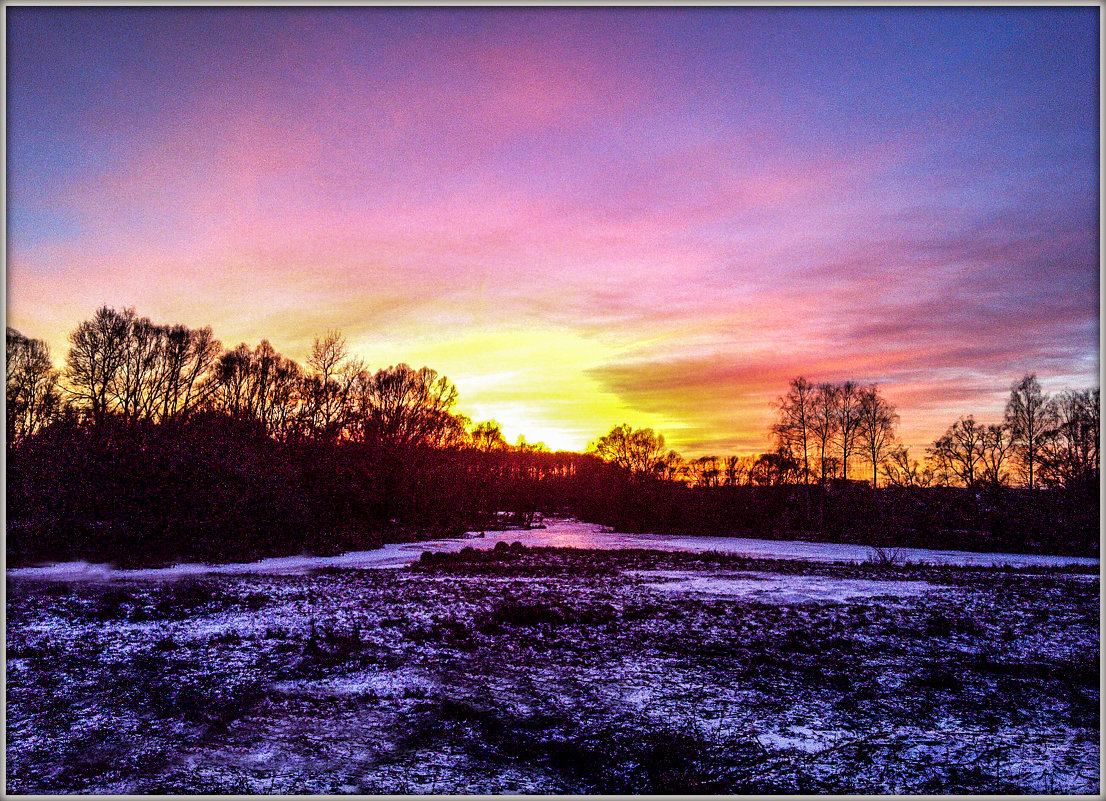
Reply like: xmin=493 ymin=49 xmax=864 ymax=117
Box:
xmin=6 ymin=6 xmax=1099 ymax=456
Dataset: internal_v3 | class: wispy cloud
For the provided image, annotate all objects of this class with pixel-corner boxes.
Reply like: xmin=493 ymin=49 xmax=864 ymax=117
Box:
xmin=7 ymin=7 xmax=1098 ymax=456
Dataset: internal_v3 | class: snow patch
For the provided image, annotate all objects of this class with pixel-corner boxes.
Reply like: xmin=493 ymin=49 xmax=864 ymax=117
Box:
xmin=758 ymin=726 xmax=850 ymax=753
xmin=632 ymin=569 xmax=932 ymax=604
xmin=8 ymin=517 xmax=1097 ymax=582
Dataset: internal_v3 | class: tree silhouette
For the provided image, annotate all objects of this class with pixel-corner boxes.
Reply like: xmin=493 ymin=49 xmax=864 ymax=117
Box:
xmin=1039 ymin=388 xmax=1100 ymax=488
xmin=772 ymin=376 xmax=815 ymax=485
xmin=810 ymin=383 xmax=840 ymax=482
xmin=978 ymin=423 xmax=1015 ymax=488
xmin=6 ymin=327 xmax=61 ymax=444
xmin=880 ymin=446 xmax=934 ymax=488
xmin=64 ymin=305 xmax=131 ymax=425
xmin=856 ymin=384 xmax=898 ymax=488
xmin=10 ymin=307 xmax=1102 ymax=566
xmin=208 ymin=343 xmax=255 ymax=418
xmin=749 ymin=449 xmax=799 ymax=486
xmin=591 ymin=424 xmax=668 ymax=480
xmin=471 ymin=420 xmax=509 ymax=452
xmin=304 ymin=331 xmax=361 ymax=442
xmin=723 ymin=455 xmax=754 ymax=486
xmin=930 ymin=416 xmax=985 ymax=490
xmin=1005 ymin=374 xmax=1050 ymax=489
xmin=689 ymin=455 xmax=721 ymax=488
xmin=205 ymin=340 xmax=304 ymax=437
xmin=658 ymin=450 xmax=687 ymax=482
xmin=836 ymin=380 xmax=861 ymax=480
xmin=157 ymin=324 xmax=221 ymax=421
xmin=113 ymin=313 xmax=165 ymax=422
xmin=350 ymin=363 xmax=465 ymax=448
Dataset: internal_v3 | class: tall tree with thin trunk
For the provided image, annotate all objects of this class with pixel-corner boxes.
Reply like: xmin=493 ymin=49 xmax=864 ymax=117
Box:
xmin=978 ymin=423 xmax=1015 ymax=487
xmin=305 ymin=331 xmax=361 ymax=442
xmin=772 ymin=376 xmax=815 ymax=486
xmin=163 ymin=325 xmax=221 ymax=421
xmin=836 ymin=380 xmax=861 ymax=480
xmin=1004 ymin=374 xmax=1050 ymax=489
xmin=810 ymin=383 xmax=840 ymax=482
xmin=112 ymin=314 xmax=166 ymax=423
xmin=856 ymin=384 xmax=898 ymax=487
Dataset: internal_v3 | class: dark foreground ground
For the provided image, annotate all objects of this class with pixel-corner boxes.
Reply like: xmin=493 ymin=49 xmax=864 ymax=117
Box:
xmin=6 ymin=546 xmax=1100 ymax=794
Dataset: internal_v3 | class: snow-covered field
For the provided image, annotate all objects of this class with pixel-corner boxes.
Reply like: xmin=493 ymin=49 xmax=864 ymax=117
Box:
xmin=6 ymin=539 xmax=1100 ymax=794
xmin=8 ymin=517 xmax=1098 ymax=582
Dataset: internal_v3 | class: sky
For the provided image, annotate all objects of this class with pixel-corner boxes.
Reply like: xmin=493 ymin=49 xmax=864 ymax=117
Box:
xmin=6 ymin=6 xmax=1099 ymax=457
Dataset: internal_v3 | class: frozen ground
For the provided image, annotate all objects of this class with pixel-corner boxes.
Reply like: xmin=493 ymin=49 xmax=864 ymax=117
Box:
xmin=6 ymin=542 xmax=1098 ymax=794
xmin=8 ymin=517 xmax=1098 ymax=581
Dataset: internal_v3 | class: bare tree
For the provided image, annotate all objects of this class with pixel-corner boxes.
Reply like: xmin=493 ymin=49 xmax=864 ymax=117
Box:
xmin=978 ymin=423 xmax=1015 ymax=487
xmin=723 ymin=455 xmax=756 ymax=486
xmin=111 ymin=314 xmax=167 ymax=423
xmin=689 ymin=455 xmax=721 ymax=488
xmin=208 ymin=344 xmax=255 ymax=418
xmin=6 ymin=328 xmax=61 ymax=444
xmin=810 ymin=383 xmax=840 ymax=482
xmin=772 ymin=376 xmax=815 ymax=485
xmin=722 ymin=455 xmax=743 ymax=486
xmin=590 ymin=423 xmax=669 ymax=479
xmin=658 ymin=449 xmax=687 ymax=482
xmin=350 ymin=363 xmax=465 ymax=449
xmin=1004 ymin=374 xmax=1050 ymax=489
xmin=304 ymin=331 xmax=361 ymax=441
xmin=158 ymin=324 xmax=221 ymax=421
xmin=470 ymin=420 xmax=509 ymax=452
xmin=856 ymin=384 xmax=898 ymax=487
xmin=1039 ymin=388 xmax=1100 ymax=488
xmin=749 ymin=449 xmax=799 ymax=486
xmin=204 ymin=340 xmax=305 ymax=436
xmin=880 ymin=446 xmax=934 ymax=488
xmin=836 ymin=380 xmax=862 ymax=480
xmin=930 ymin=416 xmax=986 ymax=489
xmin=64 ymin=306 xmax=132 ymax=425
xmin=244 ymin=340 xmax=303 ymax=438
xmin=263 ymin=354 xmax=303 ymax=440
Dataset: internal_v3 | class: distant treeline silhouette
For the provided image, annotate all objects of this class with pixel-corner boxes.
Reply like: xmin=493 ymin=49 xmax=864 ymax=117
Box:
xmin=6 ymin=307 xmax=1099 ymax=566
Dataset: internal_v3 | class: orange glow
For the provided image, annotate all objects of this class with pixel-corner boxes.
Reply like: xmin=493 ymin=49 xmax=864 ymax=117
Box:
xmin=7 ymin=8 xmax=1098 ymax=459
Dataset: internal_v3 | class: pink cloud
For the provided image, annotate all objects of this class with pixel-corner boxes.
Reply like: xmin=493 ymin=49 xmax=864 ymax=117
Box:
xmin=8 ymin=14 xmax=1096 ymax=458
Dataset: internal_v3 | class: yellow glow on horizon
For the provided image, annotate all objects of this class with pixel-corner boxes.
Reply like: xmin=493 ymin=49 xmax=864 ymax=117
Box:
xmin=349 ymin=326 xmax=675 ymax=453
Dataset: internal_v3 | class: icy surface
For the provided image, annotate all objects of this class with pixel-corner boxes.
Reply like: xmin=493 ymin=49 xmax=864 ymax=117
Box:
xmin=8 ymin=517 xmax=1098 ymax=581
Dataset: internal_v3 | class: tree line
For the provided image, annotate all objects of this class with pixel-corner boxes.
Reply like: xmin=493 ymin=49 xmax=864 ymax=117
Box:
xmin=769 ymin=375 xmax=1098 ymax=492
xmin=10 ymin=306 xmax=480 ymax=448
xmin=577 ymin=374 xmax=1097 ymax=555
xmin=5 ymin=307 xmax=1100 ymax=565
xmin=7 ymin=307 xmax=604 ymax=566
xmin=587 ymin=373 xmax=1098 ymax=495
